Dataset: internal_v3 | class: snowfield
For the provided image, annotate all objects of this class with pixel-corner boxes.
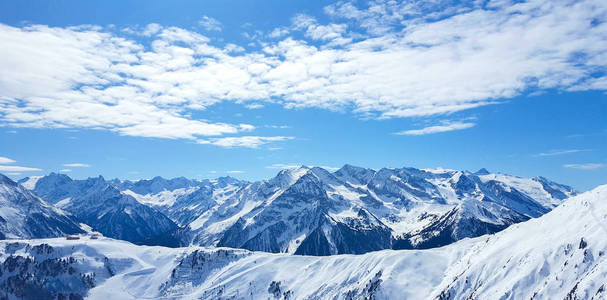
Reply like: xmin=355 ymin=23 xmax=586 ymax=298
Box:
xmin=1 ymin=185 xmax=605 ymax=299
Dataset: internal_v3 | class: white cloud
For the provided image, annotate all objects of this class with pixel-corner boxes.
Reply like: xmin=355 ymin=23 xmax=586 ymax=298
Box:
xmin=319 ymin=165 xmax=339 ymax=172
xmin=291 ymin=14 xmax=317 ymax=30
xmin=0 ymin=156 xmax=16 ymax=164
xmin=0 ymin=0 xmax=606 ymax=143
xmin=0 ymin=165 xmax=41 ymax=172
xmin=267 ymin=163 xmax=301 ymax=169
xmin=5 ymin=172 xmax=20 ymax=176
xmin=63 ymin=163 xmax=90 ymax=168
xmin=226 ymin=170 xmax=244 ymax=174
xmin=266 ymin=163 xmax=338 ymax=171
xmin=246 ymin=103 xmax=264 ymax=109
xmin=395 ymin=121 xmax=476 ymax=135
xmin=197 ymin=136 xmax=294 ymax=148
xmin=59 ymin=169 xmax=72 ymax=173
xmin=142 ymin=23 xmax=162 ymax=36
xmin=536 ymin=149 xmax=591 ymax=157
xmin=269 ymin=27 xmax=289 ymax=38
xmin=563 ymin=163 xmax=606 ymax=170
xmin=198 ymin=16 xmax=222 ymax=32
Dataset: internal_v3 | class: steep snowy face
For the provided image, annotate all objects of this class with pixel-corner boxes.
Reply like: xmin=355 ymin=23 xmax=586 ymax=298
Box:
xmin=27 ymin=172 xmax=77 ymax=204
xmin=333 ymin=164 xmax=377 ymax=185
xmin=112 ymin=176 xmax=249 ymax=227
xmin=112 ymin=176 xmax=199 ymax=195
xmin=434 ymin=184 xmax=607 ymax=300
xmin=16 ymin=175 xmax=42 ymax=190
xmin=0 ymin=174 xmax=84 ymax=239
xmin=31 ymin=174 xmax=178 ymax=245
xmin=185 ymin=165 xmax=576 ymax=255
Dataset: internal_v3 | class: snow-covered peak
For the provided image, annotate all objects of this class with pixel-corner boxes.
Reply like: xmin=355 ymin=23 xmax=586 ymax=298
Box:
xmin=420 ymin=167 xmax=459 ymax=174
xmin=16 ymin=175 xmax=42 ymax=190
xmin=270 ymin=165 xmax=312 ymax=187
xmin=334 ymin=164 xmax=376 ymax=185
xmin=474 ymin=168 xmax=490 ymax=175
xmin=478 ymin=173 xmax=574 ymax=208
xmin=0 ymin=173 xmax=85 ymax=239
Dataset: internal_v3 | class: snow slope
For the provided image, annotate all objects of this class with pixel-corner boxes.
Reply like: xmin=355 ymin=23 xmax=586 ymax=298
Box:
xmin=0 ymin=237 xmax=476 ymax=299
xmin=434 ymin=184 xmax=607 ymax=299
xmin=0 ymin=185 xmax=604 ymax=299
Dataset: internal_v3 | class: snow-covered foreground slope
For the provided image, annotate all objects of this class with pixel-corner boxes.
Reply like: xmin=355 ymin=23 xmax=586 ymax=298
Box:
xmin=1 ymin=185 xmax=605 ymax=299
xmin=0 ymin=237 xmax=475 ymax=299
xmin=434 ymin=184 xmax=607 ymax=299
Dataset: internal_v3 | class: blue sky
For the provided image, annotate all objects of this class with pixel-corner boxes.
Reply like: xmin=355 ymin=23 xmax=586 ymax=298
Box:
xmin=0 ymin=0 xmax=605 ymax=191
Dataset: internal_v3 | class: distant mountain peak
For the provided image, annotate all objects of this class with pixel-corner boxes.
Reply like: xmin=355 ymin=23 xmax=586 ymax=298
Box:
xmin=474 ymin=168 xmax=490 ymax=175
xmin=0 ymin=173 xmax=16 ymax=186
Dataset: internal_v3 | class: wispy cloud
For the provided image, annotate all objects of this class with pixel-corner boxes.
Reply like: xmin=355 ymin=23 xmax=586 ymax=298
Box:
xmin=268 ymin=27 xmax=289 ymax=38
xmin=535 ymin=149 xmax=591 ymax=157
xmin=267 ymin=163 xmax=300 ymax=170
xmin=266 ymin=163 xmax=339 ymax=172
xmin=198 ymin=16 xmax=222 ymax=32
xmin=227 ymin=170 xmax=245 ymax=174
xmin=63 ymin=163 xmax=90 ymax=168
xmin=319 ymin=166 xmax=340 ymax=172
xmin=265 ymin=125 xmax=291 ymax=129
xmin=0 ymin=156 xmax=16 ymax=164
xmin=0 ymin=156 xmax=41 ymax=172
xmin=59 ymin=169 xmax=72 ymax=173
xmin=197 ymin=136 xmax=294 ymax=148
xmin=245 ymin=103 xmax=264 ymax=109
xmin=563 ymin=163 xmax=606 ymax=170
xmin=0 ymin=165 xmax=42 ymax=172
xmin=395 ymin=122 xmax=475 ymax=136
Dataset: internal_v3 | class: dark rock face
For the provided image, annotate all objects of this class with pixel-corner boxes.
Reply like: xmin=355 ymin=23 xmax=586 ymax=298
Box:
xmin=294 ymin=227 xmax=332 ymax=256
xmin=392 ymin=206 xmax=528 ymax=250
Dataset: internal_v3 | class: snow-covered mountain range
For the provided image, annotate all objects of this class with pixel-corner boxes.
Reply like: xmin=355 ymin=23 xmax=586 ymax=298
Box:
xmin=15 ymin=165 xmax=576 ymax=256
xmin=0 ymin=184 xmax=604 ymax=299
xmin=0 ymin=174 xmax=84 ymax=240
xmin=22 ymin=173 xmax=179 ymax=245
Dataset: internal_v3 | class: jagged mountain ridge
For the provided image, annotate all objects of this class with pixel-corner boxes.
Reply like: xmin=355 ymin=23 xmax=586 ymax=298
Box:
xmin=106 ymin=164 xmax=574 ymax=255
xmin=189 ymin=165 xmax=575 ymax=254
xmin=27 ymin=173 xmax=179 ymax=245
xmin=19 ymin=165 xmax=575 ymax=255
xmin=0 ymin=185 xmax=604 ymax=299
xmin=0 ymin=174 xmax=84 ymax=239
